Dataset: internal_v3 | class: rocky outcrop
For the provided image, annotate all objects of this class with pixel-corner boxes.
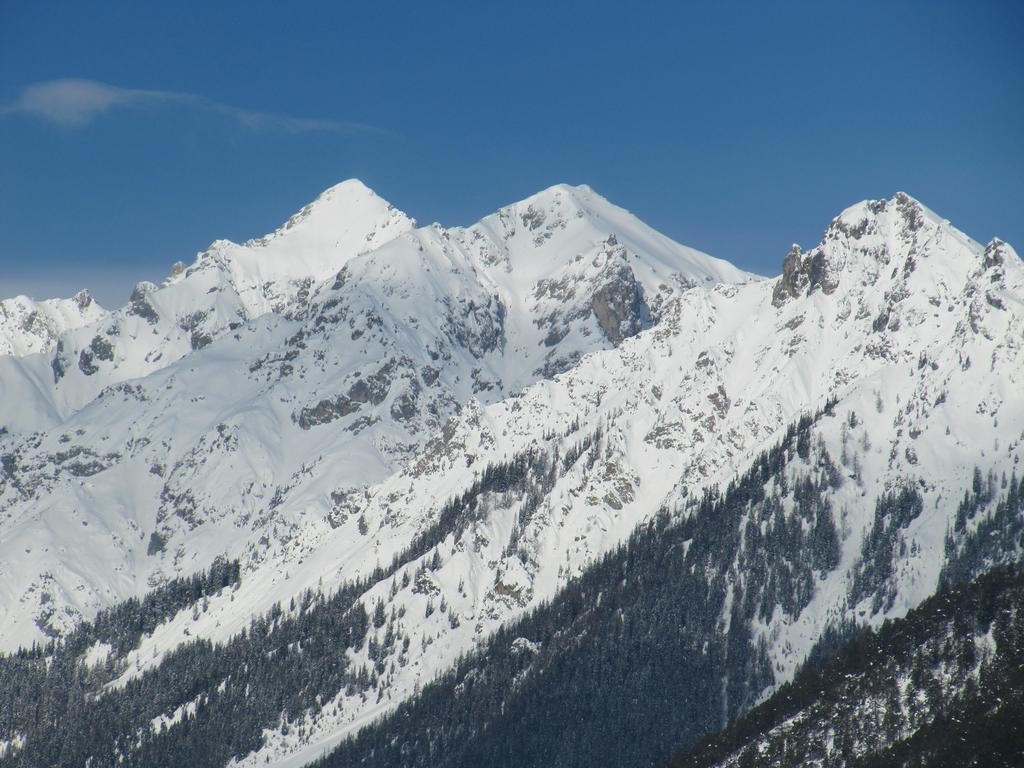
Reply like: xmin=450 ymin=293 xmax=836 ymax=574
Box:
xmin=445 ymin=295 xmax=506 ymax=359
xmin=73 ymin=290 xmax=94 ymax=311
xmin=590 ymin=263 xmax=651 ymax=344
xmin=296 ymin=361 xmax=396 ymax=429
xmin=771 ymin=244 xmax=840 ymax=307
xmin=533 ymin=242 xmax=654 ymax=355
xmin=771 ymin=245 xmax=808 ymax=307
xmin=77 ymin=335 xmax=115 ymax=375
xmin=127 ymin=282 xmax=160 ymax=324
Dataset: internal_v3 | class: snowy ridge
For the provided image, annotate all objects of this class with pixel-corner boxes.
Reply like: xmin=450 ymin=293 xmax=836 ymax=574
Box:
xmin=0 ymin=290 xmax=106 ymax=358
xmin=0 ymin=185 xmax=1021 ymax=768
xmin=0 ymin=180 xmax=751 ymax=652
xmin=231 ymin=193 xmax=1023 ymax=766
xmin=0 ymin=180 xmax=414 ymax=433
xmin=174 ymin=179 xmax=417 ymax=310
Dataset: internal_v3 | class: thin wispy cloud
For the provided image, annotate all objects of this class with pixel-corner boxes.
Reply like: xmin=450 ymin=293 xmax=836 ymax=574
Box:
xmin=0 ymin=78 xmax=379 ymax=134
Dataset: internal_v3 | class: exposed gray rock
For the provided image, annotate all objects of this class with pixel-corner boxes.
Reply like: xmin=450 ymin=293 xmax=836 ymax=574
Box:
xmin=590 ymin=264 xmax=651 ymax=345
xmin=89 ymin=335 xmax=114 ymax=362
xmin=190 ymin=332 xmax=213 ymax=350
xmin=894 ymin=191 xmax=924 ymax=233
xmin=772 ymin=245 xmax=809 ymax=307
xmin=445 ymin=295 xmax=506 ymax=359
xmin=390 ymin=380 xmax=421 ymax=422
xmin=146 ymin=530 xmax=167 ymax=555
xmin=984 ymin=238 xmax=1008 ymax=270
xmin=77 ymin=336 xmax=114 ymax=376
xmin=772 ymin=244 xmax=840 ymax=307
xmin=51 ymin=341 xmax=66 ymax=382
xmin=73 ymin=290 xmax=93 ymax=311
xmin=127 ymin=288 xmax=160 ymax=324
xmin=78 ymin=350 xmax=98 ymax=375
xmin=296 ymin=361 xmax=396 ymax=429
xmin=521 ymin=205 xmax=546 ymax=231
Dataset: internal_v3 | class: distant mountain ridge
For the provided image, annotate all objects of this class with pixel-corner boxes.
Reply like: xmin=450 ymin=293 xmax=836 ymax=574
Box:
xmin=0 ymin=290 xmax=106 ymax=358
xmin=0 ymin=182 xmax=1020 ymax=768
xmin=0 ymin=180 xmax=755 ymax=652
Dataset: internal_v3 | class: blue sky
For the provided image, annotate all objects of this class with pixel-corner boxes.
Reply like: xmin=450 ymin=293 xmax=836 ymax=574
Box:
xmin=1 ymin=0 xmax=1021 ymax=307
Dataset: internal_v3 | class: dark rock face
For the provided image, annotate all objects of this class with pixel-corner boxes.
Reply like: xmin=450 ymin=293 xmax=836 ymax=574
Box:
xmin=127 ymin=297 xmax=159 ymax=325
xmin=772 ymin=245 xmax=839 ymax=308
xmin=590 ymin=264 xmax=651 ymax=345
xmin=330 ymin=266 xmax=350 ymax=291
xmin=129 ymin=284 xmax=149 ymax=304
xmin=90 ymin=335 xmax=114 ymax=362
xmin=348 ymin=363 xmax=394 ymax=405
xmin=51 ymin=341 xmax=66 ymax=383
xmin=296 ymin=361 xmax=396 ymax=430
xmin=297 ymin=394 xmax=361 ymax=430
xmin=77 ymin=336 xmax=115 ymax=376
xmin=174 ymin=310 xmax=215 ymax=350
xmin=127 ymin=282 xmax=161 ymax=324
xmin=984 ymin=238 xmax=1007 ymax=270
xmin=872 ymin=307 xmax=891 ymax=333
xmin=894 ymin=192 xmax=924 ymax=232
xmin=190 ymin=332 xmax=213 ymax=350
xmin=520 ymin=205 xmax=546 ymax=231
xmin=531 ymin=254 xmax=653 ymax=377
xmin=806 ymin=249 xmax=839 ymax=295
xmin=772 ymin=245 xmax=808 ymax=307
xmin=390 ymin=379 xmax=421 ymax=422
xmin=146 ymin=530 xmax=167 ymax=555
xmin=73 ymin=290 xmax=93 ymax=310
xmin=77 ymin=351 xmax=98 ymax=375
xmin=446 ymin=295 xmax=506 ymax=359
xmin=420 ymin=366 xmax=440 ymax=387
xmin=535 ymin=351 xmax=584 ymax=379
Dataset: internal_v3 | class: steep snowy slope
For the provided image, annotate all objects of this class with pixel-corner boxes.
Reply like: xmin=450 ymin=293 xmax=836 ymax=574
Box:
xmin=1 ymin=190 xmax=1009 ymax=768
xmin=0 ymin=291 xmax=106 ymax=358
xmin=0 ymin=187 xmax=1020 ymax=768
xmin=302 ymin=426 xmax=1024 ymax=768
xmin=225 ymin=193 xmax=1024 ymax=768
xmin=447 ymin=182 xmax=751 ymax=378
xmin=0 ymin=181 xmax=752 ymax=652
xmin=0 ymin=180 xmax=415 ymax=433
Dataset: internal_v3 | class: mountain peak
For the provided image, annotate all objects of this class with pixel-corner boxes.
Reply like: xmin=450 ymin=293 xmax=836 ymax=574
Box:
xmin=307 ymin=178 xmax=387 ymax=211
xmin=319 ymin=177 xmax=376 ymax=195
xmin=495 ymin=182 xmax=595 ymax=217
xmin=252 ymin=178 xmax=414 ymax=248
xmin=0 ymin=289 xmax=108 ymax=357
xmin=829 ymin=191 xmax=943 ymax=240
xmin=156 ymin=180 xmax=417 ymax=293
xmin=772 ymin=192 xmax=993 ymax=308
xmin=71 ymin=289 xmax=95 ymax=310
xmin=2 ymin=180 xmax=1022 ymax=768
xmin=462 ymin=182 xmax=757 ymax=290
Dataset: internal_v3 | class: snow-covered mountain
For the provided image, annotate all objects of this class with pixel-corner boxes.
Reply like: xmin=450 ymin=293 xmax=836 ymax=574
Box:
xmin=0 ymin=183 xmax=1021 ymax=768
xmin=0 ymin=180 xmax=415 ymax=432
xmin=0 ymin=180 xmax=753 ymax=652
xmin=223 ymin=191 xmax=1022 ymax=767
xmin=0 ymin=290 xmax=106 ymax=358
